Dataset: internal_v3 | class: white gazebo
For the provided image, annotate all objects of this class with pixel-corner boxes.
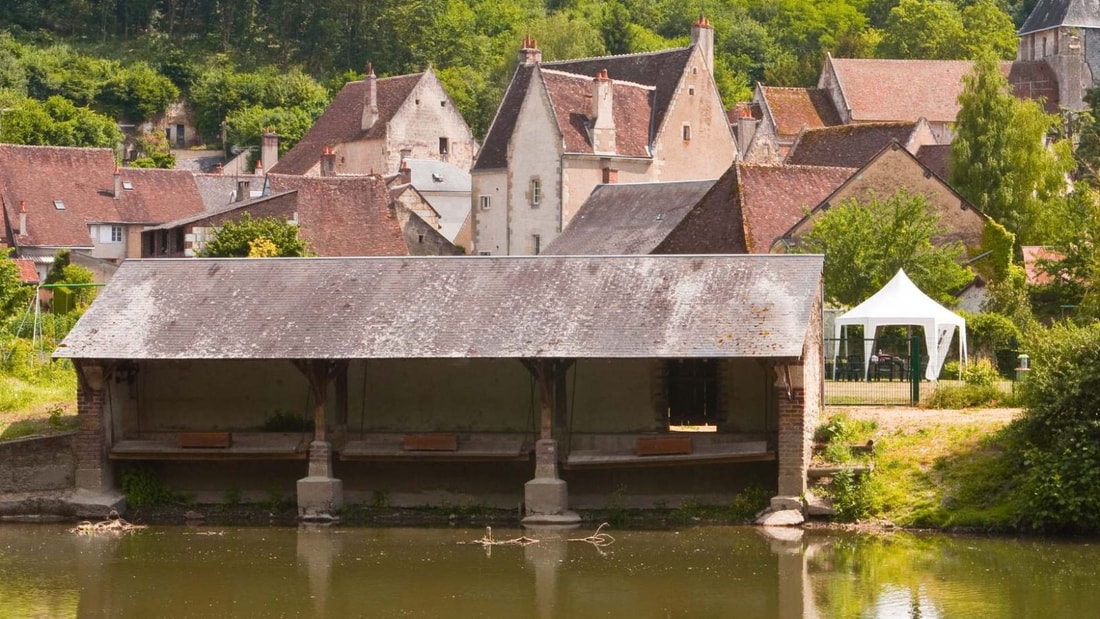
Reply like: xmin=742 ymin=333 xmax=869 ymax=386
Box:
xmin=833 ymin=269 xmax=967 ymax=381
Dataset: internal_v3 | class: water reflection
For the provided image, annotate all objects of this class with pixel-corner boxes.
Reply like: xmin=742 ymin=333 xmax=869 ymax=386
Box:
xmin=1 ymin=523 xmax=1100 ymax=617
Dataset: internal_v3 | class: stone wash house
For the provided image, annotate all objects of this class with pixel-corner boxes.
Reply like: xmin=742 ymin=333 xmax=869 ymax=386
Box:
xmin=472 ymin=16 xmax=737 ymax=255
xmin=56 ymin=254 xmax=823 ymax=520
xmin=270 ymin=67 xmax=477 ymax=177
xmin=142 ymin=174 xmax=460 ymax=258
xmin=0 ymin=145 xmax=206 ymax=281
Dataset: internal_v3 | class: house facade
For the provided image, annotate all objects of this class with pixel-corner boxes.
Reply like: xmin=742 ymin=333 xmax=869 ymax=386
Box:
xmin=1017 ymin=0 xmax=1100 ymax=111
xmin=270 ymin=68 xmax=478 ymax=177
xmin=472 ymin=17 xmax=737 ymax=255
xmin=56 ymin=255 xmax=824 ymax=520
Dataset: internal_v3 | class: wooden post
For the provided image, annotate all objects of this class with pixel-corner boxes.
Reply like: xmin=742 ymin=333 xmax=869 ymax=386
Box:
xmin=292 ymin=360 xmax=336 ymax=442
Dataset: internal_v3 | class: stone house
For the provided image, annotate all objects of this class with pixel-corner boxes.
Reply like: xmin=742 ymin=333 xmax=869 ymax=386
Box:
xmin=1017 ymin=0 xmax=1100 ymax=111
xmin=388 ymin=159 xmax=473 ymax=252
xmin=472 ymin=17 xmax=737 ymax=256
xmin=270 ymin=67 xmax=478 ymax=177
xmin=0 ymin=145 xmax=206 ymax=281
xmin=55 ymin=254 xmax=823 ymax=520
xmin=737 ymin=85 xmax=843 ymax=164
xmin=784 ymin=120 xmax=937 ymax=168
xmin=142 ymin=174 xmax=459 ymax=258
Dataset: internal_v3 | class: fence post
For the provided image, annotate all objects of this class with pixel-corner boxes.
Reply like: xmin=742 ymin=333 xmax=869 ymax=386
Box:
xmin=909 ymin=335 xmax=921 ymax=405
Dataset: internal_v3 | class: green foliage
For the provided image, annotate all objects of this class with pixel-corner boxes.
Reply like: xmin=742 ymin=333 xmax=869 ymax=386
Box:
xmin=225 ymin=105 xmax=314 ymax=156
xmin=261 ymin=410 xmax=313 ymax=432
xmin=960 ymin=311 xmax=1020 ymax=363
xmin=199 ymin=213 xmax=311 ymax=258
xmin=0 ymin=253 xmax=34 ymax=321
xmin=964 ymin=359 xmax=1000 ymax=386
xmin=1028 ymin=183 xmax=1100 ymax=322
xmin=728 ymin=486 xmax=770 ymax=522
xmin=54 ymin=264 xmax=97 ymax=310
xmin=0 ymin=95 xmax=122 ymax=147
xmin=794 ymin=189 xmax=973 ymax=306
xmin=831 ymin=469 xmax=874 ymax=521
xmin=189 ymin=65 xmax=328 ymax=142
xmin=878 ymin=0 xmax=1016 ymax=60
xmin=120 ymin=465 xmax=180 ymax=507
xmin=130 ymin=130 xmax=176 ymax=169
xmin=101 ymin=62 xmax=180 ymax=120
xmin=1018 ymin=425 xmax=1100 ymax=531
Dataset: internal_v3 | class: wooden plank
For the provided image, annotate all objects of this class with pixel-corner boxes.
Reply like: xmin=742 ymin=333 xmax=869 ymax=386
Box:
xmin=177 ymin=432 xmax=232 ymax=448
xmin=636 ymin=436 xmax=693 ymax=456
xmin=403 ymin=433 xmax=458 ymax=452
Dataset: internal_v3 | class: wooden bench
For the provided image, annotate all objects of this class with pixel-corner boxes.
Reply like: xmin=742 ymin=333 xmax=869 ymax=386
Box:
xmin=340 ymin=433 xmax=531 ymax=462
xmin=110 ymin=432 xmax=310 ymax=460
xmin=177 ymin=432 xmax=232 ymax=448
xmin=564 ymin=434 xmax=773 ymax=469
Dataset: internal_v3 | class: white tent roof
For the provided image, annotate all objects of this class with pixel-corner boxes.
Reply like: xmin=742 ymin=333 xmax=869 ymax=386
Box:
xmin=834 ymin=269 xmax=967 ymax=381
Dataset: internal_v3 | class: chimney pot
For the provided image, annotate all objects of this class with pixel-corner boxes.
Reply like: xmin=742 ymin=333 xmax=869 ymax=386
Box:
xmin=254 ymin=159 xmax=264 ymax=176
xmin=592 ymin=70 xmax=615 ymax=154
xmin=236 ymin=180 xmax=251 ymax=202
xmin=18 ymin=200 xmax=26 ymax=236
xmin=691 ymin=12 xmax=715 ymax=71
xmin=519 ymin=34 xmax=542 ymax=65
xmin=320 ymin=146 xmax=336 ymax=176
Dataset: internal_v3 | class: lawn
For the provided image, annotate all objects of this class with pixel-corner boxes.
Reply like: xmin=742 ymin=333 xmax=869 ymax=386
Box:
xmin=0 ymin=369 xmax=79 ymax=441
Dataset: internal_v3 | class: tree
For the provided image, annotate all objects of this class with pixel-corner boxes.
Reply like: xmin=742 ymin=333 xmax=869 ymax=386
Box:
xmin=0 ymin=95 xmax=122 ymax=147
xmin=793 ymin=189 xmax=973 ymax=307
xmin=0 ymin=251 xmax=34 ymax=321
xmin=199 ymin=213 xmax=311 ymax=257
xmin=879 ymin=0 xmax=964 ymax=59
xmin=101 ymin=62 xmax=180 ymax=121
xmin=950 ymin=52 xmax=1073 ymax=250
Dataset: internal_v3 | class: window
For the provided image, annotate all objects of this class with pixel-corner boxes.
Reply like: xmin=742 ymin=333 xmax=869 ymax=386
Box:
xmin=122 ymin=180 xmax=134 ymax=190
xmin=532 ymin=234 xmax=541 ymax=255
xmin=439 ymin=137 xmax=449 ymax=154
xmin=530 ymin=178 xmax=541 ymax=207
xmin=688 ymin=86 xmax=695 ymax=96
xmin=479 ymin=195 xmax=491 ymax=210
xmin=417 ymin=234 xmax=424 ymax=244
xmin=53 ymin=200 xmax=65 ymax=210
xmin=692 ymin=67 xmax=698 ymax=75
xmin=440 ymin=100 xmax=447 ymax=107
xmin=682 ymin=124 xmax=691 ymax=142
xmin=110 ymin=225 xmax=123 ymax=243
xmin=175 ymin=124 xmax=185 ymax=147
xmin=666 ymin=359 xmax=719 ymax=428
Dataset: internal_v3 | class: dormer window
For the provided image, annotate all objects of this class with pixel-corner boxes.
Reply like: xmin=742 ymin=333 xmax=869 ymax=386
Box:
xmin=432 ymin=173 xmax=444 ymax=182
xmin=53 ymin=200 xmax=65 ymax=210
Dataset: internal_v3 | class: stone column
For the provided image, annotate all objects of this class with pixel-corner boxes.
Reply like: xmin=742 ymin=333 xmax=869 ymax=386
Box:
xmin=293 ymin=360 xmax=343 ymax=521
xmin=773 ymin=362 xmax=810 ymax=509
xmin=522 ymin=360 xmax=579 ymax=525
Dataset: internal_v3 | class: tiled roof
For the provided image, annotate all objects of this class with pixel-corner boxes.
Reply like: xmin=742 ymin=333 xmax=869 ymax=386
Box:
xmin=55 ymin=254 xmax=823 ymax=360
xmin=785 ymin=122 xmax=917 ymax=168
xmin=760 ymin=87 xmax=842 ymax=137
xmin=271 ymin=73 xmax=424 ymax=175
xmin=267 ymin=174 xmax=409 ymax=256
xmin=916 ymin=144 xmax=952 ymax=179
xmin=143 ymin=191 xmax=297 ymax=232
xmin=0 ymin=145 xmax=205 ymax=249
xmin=543 ymin=180 xmax=717 ymax=254
xmin=540 ymin=69 xmax=653 ymax=157
xmin=1022 ymin=246 xmax=1066 ymax=285
xmin=1019 ymin=0 xmax=1100 ymax=35
xmin=12 ymin=258 xmax=39 ymax=283
xmin=734 ymin=164 xmax=854 ymax=253
xmin=827 ymin=58 xmax=1059 ymax=122
xmin=474 ymin=47 xmax=695 ymax=170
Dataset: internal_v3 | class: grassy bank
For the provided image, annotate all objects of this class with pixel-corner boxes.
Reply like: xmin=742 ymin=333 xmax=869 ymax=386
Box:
xmin=0 ymin=367 xmax=78 ymax=441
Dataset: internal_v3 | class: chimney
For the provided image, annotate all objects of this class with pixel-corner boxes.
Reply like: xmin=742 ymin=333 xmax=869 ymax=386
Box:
xmin=236 ymin=180 xmax=250 ymax=202
xmin=519 ymin=34 xmax=542 ymax=66
xmin=738 ymin=108 xmax=757 ymax=157
xmin=691 ymin=13 xmax=714 ymax=71
xmin=254 ymin=159 xmax=264 ymax=177
xmin=399 ymin=158 xmax=411 ymax=185
xmin=602 ymin=167 xmax=618 ymax=184
xmin=214 ymin=162 xmax=224 ymax=175
xmin=18 ymin=200 xmax=26 ymax=236
xmin=261 ymin=130 xmax=279 ymax=173
xmin=362 ymin=62 xmax=379 ymax=131
xmin=591 ymin=69 xmax=616 ymax=155
xmin=320 ymin=146 xmax=336 ymax=176
xmin=113 ymin=166 xmax=122 ymax=199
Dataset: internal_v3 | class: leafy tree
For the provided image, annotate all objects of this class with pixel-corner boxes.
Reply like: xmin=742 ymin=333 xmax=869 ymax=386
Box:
xmin=55 ymin=263 xmax=96 ymax=309
xmin=1029 ymin=183 xmax=1100 ymax=321
xmin=128 ymin=131 xmax=177 ymax=169
xmin=960 ymin=0 xmax=1019 ymax=59
xmin=101 ymin=62 xmax=180 ymax=120
xmin=0 ymin=251 xmax=34 ymax=321
xmin=879 ymin=0 xmax=964 ymax=59
xmin=225 ymin=105 xmax=314 ymax=156
xmin=793 ymin=189 xmax=974 ymax=306
xmin=199 ymin=213 xmax=311 ymax=257
xmin=951 ymin=52 xmax=1073 ymax=250
xmin=189 ymin=65 xmax=328 ymax=141
xmin=0 ymin=95 xmax=122 ymax=147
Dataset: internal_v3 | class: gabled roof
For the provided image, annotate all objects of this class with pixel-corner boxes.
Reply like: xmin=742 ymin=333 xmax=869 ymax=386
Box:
xmin=12 ymin=258 xmax=39 ymax=284
xmin=542 ymin=180 xmax=717 ymax=255
xmin=474 ymin=47 xmax=695 ymax=171
xmin=732 ymin=164 xmax=855 ymax=253
xmin=785 ymin=122 xmax=919 ymax=168
xmin=916 ymin=144 xmax=952 ymax=180
xmin=1019 ymin=0 xmax=1100 ymax=35
xmin=540 ymin=68 xmax=653 ymax=158
xmin=267 ymin=174 xmax=409 ymax=256
xmin=143 ymin=191 xmax=297 ymax=232
xmin=55 ymin=254 xmax=824 ymax=360
xmin=824 ymin=58 xmax=1059 ymax=122
xmin=271 ymin=73 xmax=424 ymax=175
xmin=193 ymin=174 xmax=261 ymax=210
xmin=115 ymin=168 xmax=207 ymax=223
xmin=759 ymin=87 xmax=842 ymax=138
xmin=401 ymin=159 xmax=471 ymax=243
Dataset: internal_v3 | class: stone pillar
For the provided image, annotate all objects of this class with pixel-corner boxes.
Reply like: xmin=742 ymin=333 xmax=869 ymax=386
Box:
xmin=74 ymin=362 xmax=111 ymax=492
xmin=773 ymin=363 xmax=809 ymax=508
xmin=523 ymin=360 xmax=579 ymax=525
xmin=293 ymin=360 xmax=344 ymax=521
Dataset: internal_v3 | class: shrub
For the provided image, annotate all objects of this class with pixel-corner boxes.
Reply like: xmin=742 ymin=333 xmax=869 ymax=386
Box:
xmin=940 ymin=360 xmax=961 ymax=379
xmin=120 ymin=465 xmax=180 ymax=507
xmin=926 ymin=383 xmax=1011 ymax=409
xmin=963 ymin=358 xmax=999 ymax=386
xmin=831 ymin=470 xmax=874 ymax=521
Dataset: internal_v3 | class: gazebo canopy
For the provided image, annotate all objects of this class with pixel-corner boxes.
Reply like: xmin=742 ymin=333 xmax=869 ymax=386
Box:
xmin=833 ymin=269 xmax=967 ymax=381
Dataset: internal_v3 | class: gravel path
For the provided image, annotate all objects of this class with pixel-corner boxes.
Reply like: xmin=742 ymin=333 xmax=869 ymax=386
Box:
xmin=827 ymin=406 xmax=1022 ymax=434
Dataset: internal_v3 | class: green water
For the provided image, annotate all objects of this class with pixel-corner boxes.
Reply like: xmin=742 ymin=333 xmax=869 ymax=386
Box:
xmin=1 ymin=523 xmax=1098 ymax=618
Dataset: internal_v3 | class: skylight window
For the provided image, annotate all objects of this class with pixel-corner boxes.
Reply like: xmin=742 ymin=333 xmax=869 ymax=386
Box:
xmin=122 ymin=181 xmax=134 ymax=190
xmin=53 ymin=200 xmax=65 ymax=210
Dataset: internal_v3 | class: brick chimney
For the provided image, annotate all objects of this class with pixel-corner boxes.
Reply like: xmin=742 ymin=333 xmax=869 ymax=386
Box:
xmin=261 ymin=130 xmax=279 ymax=173
xmin=320 ymin=146 xmax=336 ymax=177
xmin=18 ymin=200 xmax=26 ymax=236
xmin=519 ymin=34 xmax=542 ymax=66
xmin=399 ymin=158 xmax=412 ymax=185
xmin=591 ymin=69 xmax=616 ymax=155
xmin=236 ymin=180 xmax=250 ymax=202
xmin=691 ymin=13 xmax=714 ymax=71
xmin=113 ymin=166 xmax=122 ymax=199
xmin=362 ymin=62 xmax=379 ymax=131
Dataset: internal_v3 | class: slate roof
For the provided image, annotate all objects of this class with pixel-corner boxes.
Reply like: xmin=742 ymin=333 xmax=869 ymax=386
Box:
xmin=143 ymin=191 xmax=297 ymax=232
xmin=193 ymin=174 xmax=261 ymax=210
xmin=55 ymin=254 xmax=823 ymax=360
xmin=267 ymin=174 xmax=409 ymax=256
xmin=1019 ymin=0 xmax=1100 ymax=35
xmin=271 ymin=73 xmax=424 ymax=175
xmin=474 ymin=47 xmax=695 ymax=170
xmin=759 ymin=87 xmax=842 ymax=137
xmin=733 ymin=164 xmax=855 ymax=253
xmin=785 ymin=122 xmax=918 ymax=168
xmin=826 ymin=58 xmax=1060 ymax=122
xmin=540 ymin=68 xmax=654 ymax=157
xmin=916 ymin=144 xmax=952 ymax=179
xmin=0 ymin=145 xmax=206 ymax=249
xmin=543 ymin=180 xmax=716 ymax=255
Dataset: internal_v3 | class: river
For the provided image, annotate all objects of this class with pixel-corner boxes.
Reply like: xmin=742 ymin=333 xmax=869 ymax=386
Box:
xmin=1 ymin=523 xmax=1098 ymax=618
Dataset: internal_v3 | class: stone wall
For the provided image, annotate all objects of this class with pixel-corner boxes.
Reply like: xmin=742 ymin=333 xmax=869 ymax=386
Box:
xmin=0 ymin=433 xmax=75 ymax=493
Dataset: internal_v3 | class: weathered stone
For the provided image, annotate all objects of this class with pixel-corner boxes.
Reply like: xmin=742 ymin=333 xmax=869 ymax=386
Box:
xmin=804 ymin=490 xmax=836 ymax=517
xmin=769 ymin=495 xmax=804 ymax=512
xmin=297 ymin=476 xmax=343 ymax=521
xmin=755 ymin=508 xmax=805 ymax=527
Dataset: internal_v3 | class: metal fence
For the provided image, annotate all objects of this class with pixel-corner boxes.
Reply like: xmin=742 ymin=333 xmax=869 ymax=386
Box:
xmin=824 ymin=336 xmax=922 ymax=405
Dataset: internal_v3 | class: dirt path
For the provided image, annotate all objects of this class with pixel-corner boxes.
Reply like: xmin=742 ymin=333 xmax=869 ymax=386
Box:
xmin=827 ymin=405 xmax=1021 ymax=434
